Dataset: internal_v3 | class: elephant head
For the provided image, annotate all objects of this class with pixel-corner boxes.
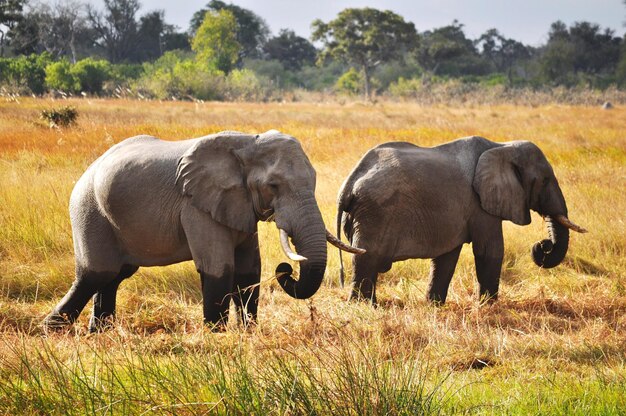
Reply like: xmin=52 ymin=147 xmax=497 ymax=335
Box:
xmin=472 ymin=141 xmax=586 ymax=269
xmin=177 ymin=130 xmax=361 ymax=300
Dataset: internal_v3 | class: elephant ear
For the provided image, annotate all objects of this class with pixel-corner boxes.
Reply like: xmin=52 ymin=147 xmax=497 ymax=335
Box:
xmin=472 ymin=145 xmax=530 ymax=225
xmin=175 ymin=133 xmax=257 ymax=234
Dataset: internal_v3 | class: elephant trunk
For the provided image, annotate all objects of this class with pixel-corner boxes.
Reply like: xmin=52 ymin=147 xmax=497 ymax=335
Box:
xmin=276 ymin=194 xmax=327 ymax=299
xmin=531 ymin=215 xmax=570 ymax=268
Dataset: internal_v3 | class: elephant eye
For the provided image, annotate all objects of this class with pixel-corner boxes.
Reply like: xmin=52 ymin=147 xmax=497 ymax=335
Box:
xmin=542 ymin=177 xmax=550 ymax=186
xmin=268 ymin=183 xmax=279 ymax=192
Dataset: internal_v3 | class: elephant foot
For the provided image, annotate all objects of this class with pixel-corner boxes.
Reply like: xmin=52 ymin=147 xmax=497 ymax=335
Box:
xmin=205 ymin=321 xmax=228 ymax=333
xmin=478 ymin=291 xmax=498 ymax=305
xmin=42 ymin=312 xmax=74 ymax=332
xmin=88 ymin=315 xmax=116 ymax=333
xmin=348 ymin=290 xmax=377 ymax=306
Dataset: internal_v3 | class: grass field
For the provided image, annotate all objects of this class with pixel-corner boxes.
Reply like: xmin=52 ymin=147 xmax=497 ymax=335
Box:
xmin=1 ymin=97 xmax=625 ymax=415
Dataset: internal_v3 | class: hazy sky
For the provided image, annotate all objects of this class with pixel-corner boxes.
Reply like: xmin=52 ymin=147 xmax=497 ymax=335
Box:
xmin=102 ymin=0 xmax=625 ymax=46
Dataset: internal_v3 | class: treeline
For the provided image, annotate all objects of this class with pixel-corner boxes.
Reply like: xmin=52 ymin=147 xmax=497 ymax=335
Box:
xmin=1 ymin=0 xmax=625 ymax=101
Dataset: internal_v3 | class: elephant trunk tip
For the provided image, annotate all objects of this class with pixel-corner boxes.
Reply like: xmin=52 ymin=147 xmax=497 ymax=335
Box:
xmin=275 ymin=262 xmax=324 ymax=300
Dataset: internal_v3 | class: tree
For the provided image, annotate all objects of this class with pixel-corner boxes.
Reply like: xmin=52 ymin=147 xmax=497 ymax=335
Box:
xmin=312 ymin=8 xmax=417 ymax=99
xmin=192 ymin=9 xmax=240 ymax=74
xmin=540 ymin=20 xmax=621 ymax=86
xmin=263 ymin=29 xmax=316 ymax=70
xmin=476 ymin=28 xmax=530 ymax=85
xmin=0 ymin=0 xmax=25 ymax=56
xmin=416 ymin=20 xmax=482 ymax=77
xmin=88 ymin=0 xmax=141 ymax=63
xmin=189 ymin=1 xmax=268 ymax=59
xmin=30 ymin=0 xmax=88 ymax=63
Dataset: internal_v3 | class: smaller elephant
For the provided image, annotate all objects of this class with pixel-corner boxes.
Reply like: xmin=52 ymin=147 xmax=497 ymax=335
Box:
xmin=44 ymin=130 xmax=361 ymax=332
xmin=336 ymin=136 xmax=586 ymax=304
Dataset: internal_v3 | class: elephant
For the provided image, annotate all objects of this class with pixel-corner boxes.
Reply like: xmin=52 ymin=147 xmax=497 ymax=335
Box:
xmin=336 ymin=136 xmax=586 ymax=304
xmin=44 ymin=130 xmax=362 ymax=332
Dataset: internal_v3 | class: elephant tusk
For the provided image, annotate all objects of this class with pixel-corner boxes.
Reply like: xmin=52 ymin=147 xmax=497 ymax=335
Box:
xmin=326 ymin=229 xmax=366 ymax=254
xmin=554 ymin=215 xmax=588 ymax=233
xmin=279 ymin=229 xmax=308 ymax=262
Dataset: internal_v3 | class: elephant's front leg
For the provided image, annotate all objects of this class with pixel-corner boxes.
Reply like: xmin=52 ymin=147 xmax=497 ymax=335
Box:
xmin=472 ymin=224 xmax=504 ymax=302
xmin=200 ymin=268 xmax=234 ymax=329
xmin=182 ymin=206 xmax=236 ymax=330
xmin=233 ymin=233 xmax=261 ymax=327
xmin=426 ymin=245 xmax=462 ymax=304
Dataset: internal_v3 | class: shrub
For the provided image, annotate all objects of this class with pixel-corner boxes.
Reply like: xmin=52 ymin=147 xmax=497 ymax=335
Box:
xmin=5 ymin=53 xmax=53 ymax=95
xmin=71 ymin=58 xmax=112 ymax=94
xmin=335 ymin=68 xmax=363 ymax=95
xmin=40 ymin=106 xmax=78 ymax=128
xmin=226 ymin=69 xmax=272 ymax=101
xmin=45 ymin=60 xmax=79 ymax=93
xmin=388 ymin=77 xmax=423 ymax=98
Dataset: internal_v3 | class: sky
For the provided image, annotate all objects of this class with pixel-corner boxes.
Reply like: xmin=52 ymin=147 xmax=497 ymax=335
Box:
xmin=123 ymin=0 xmax=626 ymax=47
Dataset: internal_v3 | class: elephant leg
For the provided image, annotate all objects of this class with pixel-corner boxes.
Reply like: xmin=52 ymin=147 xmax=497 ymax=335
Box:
xmin=89 ymin=264 xmax=138 ymax=333
xmin=427 ymin=245 xmax=462 ymax=304
xmin=44 ymin=269 xmax=116 ymax=330
xmin=349 ymin=254 xmax=380 ymax=304
xmin=200 ymin=268 xmax=234 ymax=330
xmin=182 ymin=206 xmax=236 ymax=330
xmin=233 ymin=234 xmax=261 ymax=327
xmin=472 ymin=228 xmax=504 ymax=302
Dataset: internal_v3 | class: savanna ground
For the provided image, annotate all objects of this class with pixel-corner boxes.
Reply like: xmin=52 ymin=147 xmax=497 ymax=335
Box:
xmin=0 ymin=97 xmax=625 ymax=415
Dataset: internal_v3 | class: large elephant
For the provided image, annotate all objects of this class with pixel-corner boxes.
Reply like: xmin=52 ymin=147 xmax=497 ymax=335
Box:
xmin=44 ymin=130 xmax=360 ymax=332
xmin=336 ymin=136 xmax=586 ymax=304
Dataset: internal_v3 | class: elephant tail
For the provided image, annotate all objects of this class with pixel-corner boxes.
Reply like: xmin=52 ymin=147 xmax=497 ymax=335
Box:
xmin=336 ymin=175 xmax=357 ymax=288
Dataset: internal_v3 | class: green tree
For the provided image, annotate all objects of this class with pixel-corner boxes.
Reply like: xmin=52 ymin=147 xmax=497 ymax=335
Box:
xmin=476 ymin=28 xmax=530 ymax=85
xmin=192 ymin=9 xmax=240 ymax=74
xmin=263 ymin=29 xmax=316 ymax=70
xmin=189 ymin=1 xmax=268 ymax=59
xmin=540 ymin=21 xmax=621 ymax=86
xmin=416 ymin=20 xmax=483 ymax=76
xmin=312 ymin=7 xmax=417 ymax=99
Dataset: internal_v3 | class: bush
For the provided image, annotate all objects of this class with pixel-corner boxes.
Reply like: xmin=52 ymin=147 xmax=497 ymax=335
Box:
xmin=226 ymin=69 xmax=272 ymax=101
xmin=45 ymin=60 xmax=79 ymax=93
xmin=335 ymin=68 xmax=363 ymax=95
xmin=136 ymin=52 xmax=225 ymax=100
xmin=40 ymin=106 xmax=78 ymax=128
xmin=71 ymin=58 xmax=112 ymax=94
xmin=388 ymin=77 xmax=423 ymax=98
xmin=2 ymin=53 xmax=53 ymax=95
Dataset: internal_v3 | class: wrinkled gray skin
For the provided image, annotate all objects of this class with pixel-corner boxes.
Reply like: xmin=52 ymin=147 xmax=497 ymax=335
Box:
xmin=44 ymin=130 xmax=327 ymax=332
xmin=337 ymin=136 xmax=579 ymax=304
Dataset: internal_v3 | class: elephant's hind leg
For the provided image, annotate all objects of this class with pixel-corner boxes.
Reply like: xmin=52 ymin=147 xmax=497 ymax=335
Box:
xmin=426 ymin=245 xmax=462 ymax=304
xmin=89 ymin=264 xmax=139 ymax=332
xmin=233 ymin=235 xmax=261 ymax=328
xmin=44 ymin=269 xmax=117 ymax=331
xmin=349 ymin=254 xmax=381 ymax=304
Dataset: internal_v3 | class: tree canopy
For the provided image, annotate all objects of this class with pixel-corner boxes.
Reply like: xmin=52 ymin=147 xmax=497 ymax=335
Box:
xmin=192 ymin=9 xmax=240 ymax=74
xmin=312 ymin=7 xmax=417 ymax=98
xmin=189 ymin=0 xmax=268 ymax=60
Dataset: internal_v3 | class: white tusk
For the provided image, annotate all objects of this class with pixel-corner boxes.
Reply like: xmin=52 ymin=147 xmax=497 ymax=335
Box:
xmin=554 ymin=215 xmax=588 ymax=234
xmin=279 ymin=229 xmax=308 ymax=261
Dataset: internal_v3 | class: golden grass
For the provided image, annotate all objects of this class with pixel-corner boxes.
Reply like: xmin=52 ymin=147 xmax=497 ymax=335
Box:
xmin=1 ymin=97 xmax=625 ymax=413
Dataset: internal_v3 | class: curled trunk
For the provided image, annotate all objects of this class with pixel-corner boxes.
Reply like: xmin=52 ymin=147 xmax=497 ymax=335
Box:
xmin=531 ymin=215 xmax=570 ymax=268
xmin=276 ymin=196 xmax=327 ymax=299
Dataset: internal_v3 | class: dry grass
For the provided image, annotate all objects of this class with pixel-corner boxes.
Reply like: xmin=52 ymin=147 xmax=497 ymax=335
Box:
xmin=1 ymin=97 xmax=625 ymax=414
